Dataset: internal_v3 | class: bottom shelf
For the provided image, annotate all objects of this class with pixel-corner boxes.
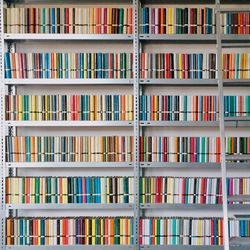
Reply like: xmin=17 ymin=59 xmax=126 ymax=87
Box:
xmin=5 ymin=246 xmax=250 ymax=250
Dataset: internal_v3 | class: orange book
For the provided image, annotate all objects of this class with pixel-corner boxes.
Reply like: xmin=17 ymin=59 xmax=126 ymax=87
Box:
xmin=110 ymin=218 xmax=114 ymax=244
xmin=33 ymin=219 xmax=38 ymax=245
xmin=129 ymin=8 xmax=133 ymax=34
xmin=152 ymin=218 xmax=156 ymax=245
xmin=6 ymin=218 xmax=12 ymax=245
xmin=45 ymin=219 xmax=49 ymax=245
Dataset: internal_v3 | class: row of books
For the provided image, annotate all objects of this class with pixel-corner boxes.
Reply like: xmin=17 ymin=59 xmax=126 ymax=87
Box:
xmin=141 ymin=7 xmax=215 ymax=34
xmin=4 ymin=52 xmax=133 ymax=79
xmin=6 ymin=176 xmax=250 ymax=205
xmin=6 ymin=95 xmax=250 ymax=121
xmin=223 ymin=53 xmax=250 ymax=80
xmin=6 ymin=136 xmax=250 ymax=163
xmin=221 ymin=12 xmax=250 ymax=34
xmin=5 ymin=52 xmax=250 ymax=80
xmin=140 ymin=95 xmax=250 ymax=121
xmin=6 ymin=136 xmax=134 ymax=163
xmin=6 ymin=7 xmax=250 ymax=35
xmin=6 ymin=176 xmax=134 ymax=204
xmin=4 ymin=7 xmax=133 ymax=34
xmin=140 ymin=136 xmax=249 ymax=163
xmin=5 ymin=95 xmax=134 ymax=121
xmin=6 ymin=217 xmax=250 ymax=246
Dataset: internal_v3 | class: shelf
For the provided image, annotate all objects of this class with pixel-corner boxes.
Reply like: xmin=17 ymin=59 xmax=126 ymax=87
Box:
xmin=140 ymin=204 xmax=222 ymax=210
xmin=140 ymin=162 xmax=250 ymax=169
xmin=141 ymin=246 xmax=223 ymax=250
xmin=6 ymin=162 xmax=134 ymax=168
xmin=223 ymin=79 xmax=250 ymax=86
xmin=139 ymin=34 xmax=216 ymax=42
xmin=222 ymin=34 xmax=250 ymax=41
xmin=5 ymin=121 xmax=133 ymax=127
xmin=140 ymin=204 xmax=250 ymax=211
xmin=5 ymin=246 xmax=246 ymax=250
xmin=228 ymin=195 xmax=250 ymax=203
xmin=6 ymin=246 xmax=133 ymax=250
xmin=140 ymin=79 xmax=218 ymax=86
xmin=233 ymin=214 xmax=250 ymax=219
xmin=226 ymin=155 xmax=250 ymax=161
xmin=220 ymin=8 xmax=250 ymax=13
xmin=6 ymin=203 xmax=133 ymax=210
xmin=4 ymin=33 xmax=133 ymax=41
xmin=224 ymin=117 xmax=250 ymax=122
xmin=3 ymin=79 xmax=133 ymax=85
xmin=140 ymin=121 xmax=219 ymax=127
xmin=230 ymin=237 xmax=250 ymax=246
xmin=6 ymin=162 xmax=250 ymax=169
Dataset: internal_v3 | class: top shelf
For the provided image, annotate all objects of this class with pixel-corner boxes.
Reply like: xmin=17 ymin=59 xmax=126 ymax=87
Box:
xmin=4 ymin=34 xmax=250 ymax=43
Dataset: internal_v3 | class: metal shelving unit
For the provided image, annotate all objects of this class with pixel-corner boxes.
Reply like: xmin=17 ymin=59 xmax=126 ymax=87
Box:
xmin=1 ymin=0 xmax=250 ymax=250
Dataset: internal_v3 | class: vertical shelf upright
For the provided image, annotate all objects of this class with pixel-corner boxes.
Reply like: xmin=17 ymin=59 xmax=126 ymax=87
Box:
xmin=216 ymin=1 xmax=230 ymax=250
xmin=0 ymin=0 xmax=5 ymax=249
xmin=133 ymin=0 xmax=140 ymax=249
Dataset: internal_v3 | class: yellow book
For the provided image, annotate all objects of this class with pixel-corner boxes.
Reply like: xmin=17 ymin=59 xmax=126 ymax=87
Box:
xmin=100 ymin=218 xmax=104 ymax=245
xmin=85 ymin=218 xmax=89 ymax=245
xmin=179 ymin=54 xmax=183 ymax=79
xmin=37 ymin=219 xmax=41 ymax=245
xmin=197 ymin=219 xmax=201 ymax=245
xmin=92 ymin=218 xmax=96 ymax=245
xmin=150 ymin=177 xmax=154 ymax=203
xmin=91 ymin=53 xmax=95 ymax=78
xmin=168 ymin=8 xmax=173 ymax=35
xmin=62 ymin=177 xmax=68 ymax=204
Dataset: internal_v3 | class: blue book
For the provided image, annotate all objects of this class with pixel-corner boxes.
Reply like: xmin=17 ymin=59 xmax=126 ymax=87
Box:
xmin=78 ymin=177 xmax=82 ymax=203
xmin=4 ymin=53 xmax=11 ymax=78
xmin=86 ymin=177 xmax=91 ymax=203
xmin=51 ymin=8 xmax=56 ymax=34
xmin=20 ymin=219 xmax=23 ymax=245
xmin=26 ymin=136 xmax=30 ymax=162
xmin=41 ymin=219 xmax=45 ymax=245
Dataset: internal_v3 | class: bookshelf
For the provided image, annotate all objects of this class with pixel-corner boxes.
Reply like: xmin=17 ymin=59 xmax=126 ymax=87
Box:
xmin=1 ymin=0 xmax=250 ymax=249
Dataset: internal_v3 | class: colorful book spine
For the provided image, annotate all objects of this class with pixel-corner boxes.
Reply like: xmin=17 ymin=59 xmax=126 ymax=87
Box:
xmin=6 ymin=217 xmax=134 ymax=245
xmin=221 ymin=12 xmax=250 ymax=35
xmin=6 ymin=217 xmax=250 ymax=246
xmin=141 ymin=7 xmax=215 ymax=35
xmin=6 ymin=136 xmax=134 ymax=162
xmin=223 ymin=53 xmax=250 ymax=79
xmin=139 ymin=136 xmax=250 ymax=163
xmin=140 ymin=95 xmax=250 ymax=121
xmin=6 ymin=95 xmax=134 ymax=121
xmin=4 ymin=7 xmax=133 ymax=34
xmin=6 ymin=176 xmax=134 ymax=204
xmin=140 ymin=53 xmax=217 ymax=79
xmin=140 ymin=177 xmax=250 ymax=204
xmin=4 ymin=52 xmax=133 ymax=79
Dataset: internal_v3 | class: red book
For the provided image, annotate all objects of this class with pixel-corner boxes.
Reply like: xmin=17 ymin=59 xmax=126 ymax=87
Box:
xmin=190 ymin=9 xmax=194 ymax=34
xmin=104 ymin=8 xmax=107 ymax=34
xmin=139 ymin=218 xmax=143 ymax=245
xmin=211 ymin=219 xmax=214 ymax=245
xmin=246 ymin=13 xmax=250 ymax=34
xmin=155 ymin=177 xmax=162 ymax=203
xmin=200 ymin=177 xmax=205 ymax=204
xmin=218 ymin=178 xmax=222 ymax=204
xmin=65 ymin=8 xmax=69 ymax=33
xmin=182 ymin=178 xmax=186 ymax=204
